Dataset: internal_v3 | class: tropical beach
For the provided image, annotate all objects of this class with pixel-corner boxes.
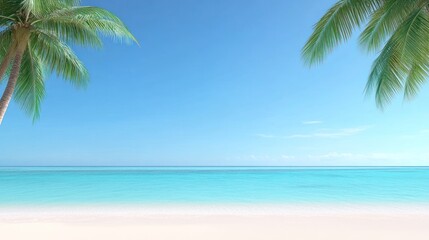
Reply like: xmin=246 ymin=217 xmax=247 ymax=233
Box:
xmin=2 ymin=0 xmax=429 ymax=239
xmin=1 ymin=167 xmax=429 ymax=239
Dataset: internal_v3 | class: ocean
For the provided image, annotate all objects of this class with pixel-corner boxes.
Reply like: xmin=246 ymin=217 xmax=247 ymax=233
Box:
xmin=1 ymin=167 xmax=428 ymax=206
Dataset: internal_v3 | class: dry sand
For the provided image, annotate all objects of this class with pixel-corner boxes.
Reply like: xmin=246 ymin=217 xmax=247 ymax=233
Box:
xmin=1 ymin=205 xmax=428 ymax=240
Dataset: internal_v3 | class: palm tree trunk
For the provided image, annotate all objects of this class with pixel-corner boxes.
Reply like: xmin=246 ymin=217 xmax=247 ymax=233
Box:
xmin=0 ymin=52 xmax=24 ymax=124
xmin=0 ymin=28 xmax=30 ymax=125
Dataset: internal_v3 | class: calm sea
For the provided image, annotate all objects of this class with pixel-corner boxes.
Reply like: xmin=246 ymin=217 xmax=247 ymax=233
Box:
xmin=1 ymin=167 xmax=428 ymax=206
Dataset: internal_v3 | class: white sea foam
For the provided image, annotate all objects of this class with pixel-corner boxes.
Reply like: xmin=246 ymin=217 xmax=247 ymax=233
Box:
xmin=1 ymin=203 xmax=429 ymax=223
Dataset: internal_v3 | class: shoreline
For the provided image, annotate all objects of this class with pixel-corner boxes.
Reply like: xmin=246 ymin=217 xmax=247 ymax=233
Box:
xmin=1 ymin=203 xmax=429 ymax=221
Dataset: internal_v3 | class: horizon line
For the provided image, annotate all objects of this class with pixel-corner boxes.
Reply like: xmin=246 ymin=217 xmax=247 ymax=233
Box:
xmin=1 ymin=165 xmax=429 ymax=168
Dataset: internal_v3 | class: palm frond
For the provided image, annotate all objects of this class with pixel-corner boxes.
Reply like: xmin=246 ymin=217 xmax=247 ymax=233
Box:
xmin=403 ymin=62 xmax=429 ymax=100
xmin=31 ymin=31 xmax=89 ymax=87
xmin=36 ymin=6 xmax=137 ymax=44
xmin=302 ymin=0 xmax=382 ymax=66
xmin=365 ymin=43 xmax=404 ymax=108
xmin=20 ymin=0 xmax=79 ymax=17
xmin=0 ymin=27 xmax=13 ymax=58
xmin=14 ymin=42 xmax=45 ymax=121
xmin=365 ymin=7 xmax=429 ymax=107
xmin=359 ymin=0 xmax=422 ymax=52
xmin=0 ymin=0 xmax=21 ymax=26
xmin=0 ymin=0 xmax=21 ymax=16
xmin=0 ymin=27 xmax=13 ymax=83
xmin=33 ymin=20 xmax=103 ymax=47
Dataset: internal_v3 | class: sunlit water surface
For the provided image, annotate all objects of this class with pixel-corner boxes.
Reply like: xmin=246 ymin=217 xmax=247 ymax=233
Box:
xmin=1 ymin=167 xmax=428 ymax=206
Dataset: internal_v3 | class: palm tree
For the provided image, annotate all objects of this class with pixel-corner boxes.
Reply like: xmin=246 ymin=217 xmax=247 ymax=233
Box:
xmin=302 ymin=0 xmax=429 ymax=108
xmin=0 ymin=0 xmax=136 ymax=124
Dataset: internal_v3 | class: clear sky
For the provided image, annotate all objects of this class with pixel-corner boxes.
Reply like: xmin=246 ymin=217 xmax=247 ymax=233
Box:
xmin=1 ymin=0 xmax=429 ymax=166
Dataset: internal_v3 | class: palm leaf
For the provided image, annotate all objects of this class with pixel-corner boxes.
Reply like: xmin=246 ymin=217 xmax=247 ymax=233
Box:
xmin=0 ymin=27 xmax=13 ymax=83
xmin=0 ymin=0 xmax=21 ymax=19
xmin=365 ymin=7 xmax=429 ymax=107
xmin=14 ymin=43 xmax=45 ymax=121
xmin=34 ymin=20 xmax=103 ymax=47
xmin=404 ymin=62 xmax=429 ymax=100
xmin=20 ymin=0 xmax=79 ymax=17
xmin=359 ymin=0 xmax=422 ymax=52
xmin=36 ymin=6 xmax=137 ymax=44
xmin=30 ymin=31 xmax=89 ymax=87
xmin=302 ymin=0 xmax=382 ymax=65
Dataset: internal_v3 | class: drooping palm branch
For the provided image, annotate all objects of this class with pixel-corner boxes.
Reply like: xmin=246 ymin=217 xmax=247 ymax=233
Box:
xmin=0 ymin=0 xmax=137 ymax=124
xmin=302 ymin=0 xmax=429 ymax=108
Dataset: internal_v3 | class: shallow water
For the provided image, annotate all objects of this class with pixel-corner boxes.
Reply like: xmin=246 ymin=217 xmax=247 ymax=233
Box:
xmin=1 ymin=167 xmax=428 ymax=206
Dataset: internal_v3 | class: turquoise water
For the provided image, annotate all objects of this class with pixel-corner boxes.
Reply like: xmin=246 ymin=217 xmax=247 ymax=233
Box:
xmin=0 ymin=167 xmax=428 ymax=206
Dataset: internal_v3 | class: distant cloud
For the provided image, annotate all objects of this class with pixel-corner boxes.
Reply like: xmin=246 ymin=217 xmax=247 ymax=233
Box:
xmin=256 ymin=126 xmax=370 ymax=140
xmin=228 ymin=154 xmax=297 ymax=163
xmin=307 ymin=152 xmax=429 ymax=163
xmin=255 ymin=134 xmax=277 ymax=139
xmin=400 ymin=129 xmax=429 ymax=139
xmin=225 ymin=152 xmax=429 ymax=166
xmin=286 ymin=126 xmax=369 ymax=139
xmin=308 ymin=152 xmax=396 ymax=161
xmin=302 ymin=120 xmax=322 ymax=125
xmin=281 ymin=155 xmax=296 ymax=160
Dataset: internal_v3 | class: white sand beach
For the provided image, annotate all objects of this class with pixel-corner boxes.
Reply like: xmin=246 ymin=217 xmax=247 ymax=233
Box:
xmin=1 ymin=205 xmax=429 ymax=240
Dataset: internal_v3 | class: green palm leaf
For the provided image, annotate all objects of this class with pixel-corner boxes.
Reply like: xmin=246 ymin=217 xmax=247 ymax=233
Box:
xmin=302 ymin=0 xmax=382 ymax=65
xmin=404 ymin=62 xmax=429 ymax=100
xmin=34 ymin=20 xmax=103 ymax=47
xmin=0 ymin=0 xmax=21 ymax=23
xmin=359 ymin=0 xmax=421 ymax=52
xmin=20 ymin=0 xmax=79 ymax=17
xmin=0 ymin=28 xmax=13 ymax=83
xmin=14 ymin=43 xmax=45 ymax=120
xmin=366 ymin=7 xmax=429 ymax=108
xmin=35 ymin=6 xmax=137 ymax=44
xmin=0 ymin=28 xmax=13 ymax=60
xmin=303 ymin=0 xmax=429 ymax=107
xmin=31 ymin=31 xmax=89 ymax=87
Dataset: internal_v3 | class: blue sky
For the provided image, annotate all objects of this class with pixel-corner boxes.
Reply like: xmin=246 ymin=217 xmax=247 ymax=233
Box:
xmin=1 ymin=0 xmax=429 ymax=166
